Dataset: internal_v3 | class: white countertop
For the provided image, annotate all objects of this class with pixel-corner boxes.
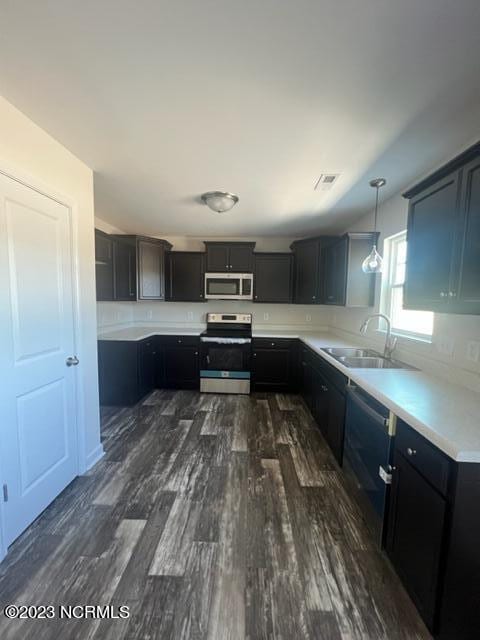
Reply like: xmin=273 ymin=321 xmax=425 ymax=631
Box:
xmin=98 ymin=325 xmax=480 ymax=462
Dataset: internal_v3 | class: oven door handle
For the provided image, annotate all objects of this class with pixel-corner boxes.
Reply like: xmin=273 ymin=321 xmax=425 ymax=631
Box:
xmin=200 ymin=337 xmax=251 ymax=344
xmin=346 ymin=387 xmax=388 ymax=429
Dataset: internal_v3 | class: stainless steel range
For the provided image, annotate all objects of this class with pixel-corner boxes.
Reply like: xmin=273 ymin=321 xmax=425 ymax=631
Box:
xmin=200 ymin=313 xmax=252 ymax=394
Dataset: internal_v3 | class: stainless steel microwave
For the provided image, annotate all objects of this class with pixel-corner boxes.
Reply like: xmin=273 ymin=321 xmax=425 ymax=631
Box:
xmin=204 ymin=273 xmax=253 ymax=300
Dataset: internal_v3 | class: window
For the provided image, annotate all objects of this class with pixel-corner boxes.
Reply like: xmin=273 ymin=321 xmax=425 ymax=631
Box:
xmin=380 ymin=231 xmax=433 ymax=340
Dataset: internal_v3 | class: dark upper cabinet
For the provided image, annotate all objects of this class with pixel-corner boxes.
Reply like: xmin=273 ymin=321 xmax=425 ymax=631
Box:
xmin=453 ymin=156 xmax=480 ymax=312
xmin=95 ymin=233 xmax=172 ymax=302
xmin=137 ymin=238 xmax=169 ymax=300
xmin=386 ymin=447 xmax=448 ymax=630
xmin=291 ymin=238 xmax=320 ymax=304
xmin=204 ymin=242 xmax=255 ymax=272
xmin=323 ymin=236 xmax=348 ymax=305
xmin=290 ymin=236 xmax=337 ymax=304
xmin=403 ymin=141 xmax=480 ymax=314
xmin=404 ymin=172 xmax=459 ymax=311
xmin=95 ymin=229 xmax=115 ymax=301
xmin=253 ymin=253 xmax=293 ymax=303
xmin=252 ymin=339 xmax=296 ymax=391
xmin=322 ymin=233 xmax=377 ymax=307
xmin=167 ymin=252 xmax=205 ymax=302
xmin=114 ymin=237 xmax=137 ymax=301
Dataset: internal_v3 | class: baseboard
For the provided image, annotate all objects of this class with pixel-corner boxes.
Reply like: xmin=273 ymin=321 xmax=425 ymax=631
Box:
xmin=84 ymin=444 xmax=105 ymax=472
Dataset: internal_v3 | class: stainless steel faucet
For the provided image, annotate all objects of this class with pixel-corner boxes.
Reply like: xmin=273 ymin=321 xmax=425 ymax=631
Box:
xmin=359 ymin=313 xmax=398 ymax=359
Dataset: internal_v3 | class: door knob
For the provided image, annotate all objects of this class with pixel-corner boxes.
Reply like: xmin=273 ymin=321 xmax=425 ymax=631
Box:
xmin=406 ymin=447 xmax=417 ymax=456
xmin=66 ymin=356 xmax=79 ymax=367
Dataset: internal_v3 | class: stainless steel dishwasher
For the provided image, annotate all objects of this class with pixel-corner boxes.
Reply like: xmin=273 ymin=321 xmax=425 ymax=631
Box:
xmin=343 ymin=385 xmax=395 ymax=546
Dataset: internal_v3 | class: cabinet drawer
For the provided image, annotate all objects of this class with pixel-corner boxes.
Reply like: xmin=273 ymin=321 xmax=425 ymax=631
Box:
xmin=253 ymin=338 xmax=295 ymax=350
xmin=396 ymin=420 xmax=452 ymax=496
xmin=160 ymin=335 xmax=199 ymax=346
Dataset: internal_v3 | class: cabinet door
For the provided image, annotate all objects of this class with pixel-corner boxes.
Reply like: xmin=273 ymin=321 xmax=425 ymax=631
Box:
xmin=404 ymin=172 xmax=460 ymax=310
xmin=138 ymin=240 xmax=166 ymax=300
xmin=164 ymin=345 xmax=199 ymax=389
xmin=323 ymin=237 xmax=347 ymax=305
xmin=168 ymin=252 xmax=205 ymax=301
xmin=114 ymin=239 xmax=137 ymax=301
xmin=95 ymin=230 xmax=115 ymax=301
xmin=206 ymin=244 xmax=229 ymax=272
xmin=254 ymin=254 xmax=293 ymax=303
xmin=311 ymin=367 xmax=330 ymax=434
xmin=300 ymin=350 xmax=314 ymax=411
xmin=138 ymin=339 xmax=157 ymax=398
xmin=294 ymin=241 xmax=319 ymax=303
xmin=326 ymin=384 xmax=346 ymax=464
xmin=454 ymin=157 xmax=480 ymax=313
xmin=228 ymin=245 xmax=254 ymax=272
xmin=387 ymin=451 xmax=447 ymax=630
xmin=252 ymin=347 xmax=292 ymax=390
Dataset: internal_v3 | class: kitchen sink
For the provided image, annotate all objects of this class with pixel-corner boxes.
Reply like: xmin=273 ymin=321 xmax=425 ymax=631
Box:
xmin=337 ymin=355 xmax=415 ymax=370
xmin=322 ymin=347 xmax=381 ymax=358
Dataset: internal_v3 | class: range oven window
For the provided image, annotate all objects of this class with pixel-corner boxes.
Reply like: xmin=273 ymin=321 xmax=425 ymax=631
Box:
xmin=206 ymin=278 xmax=240 ymax=296
xmin=201 ymin=343 xmax=250 ymax=371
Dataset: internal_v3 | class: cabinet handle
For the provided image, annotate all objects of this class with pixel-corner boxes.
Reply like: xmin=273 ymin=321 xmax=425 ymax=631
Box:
xmin=200 ymin=293 xmax=203 ymax=298
xmin=195 ymin=351 xmax=198 ymax=355
xmin=178 ymin=339 xmax=182 ymax=344
xmin=312 ymin=295 xmax=316 ymax=300
xmin=406 ymin=447 xmax=417 ymax=456
xmin=253 ymin=353 xmax=257 ymax=357
xmin=254 ymin=295 xmax=258 ymax=299
xmin=321 ymin=385 xmax=328 ymax=392
xmin=440 ymin=291 xmax=447 ymax=298
xmin=448 ymin=291 xmax=456 ymax=298
xmin=271 ymin=342 xmax=275 ymax=346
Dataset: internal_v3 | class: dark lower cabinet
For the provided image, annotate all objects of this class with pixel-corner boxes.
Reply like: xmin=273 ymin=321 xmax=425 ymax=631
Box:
xmin=162 ymin=336 xmax=200 ymax=389
xmin=138 ymin=338 xmax=157 ymax=398
xmin=299 ymin=346 xmax=347 ymax=464
xmin=98 ymin=338 xmax=157 ymax=406
xmin=252 ymin=339 xmax=297 ymax=391
xmin=253 ymin=253 xmax=293 ymax=303
xmin=386 ymin=419 xmax=480 ymax=639
xmin=387 ymin=447 xmax=447 ymax=630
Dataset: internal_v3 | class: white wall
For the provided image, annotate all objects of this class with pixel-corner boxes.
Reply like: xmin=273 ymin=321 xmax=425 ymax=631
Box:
xmin=0 ymin=96 xmax=102 ymax=470
xmin=331 ymin=191 xmax=480 ymax=392
xmin=97 ymin=300 xmax=332 ymax=333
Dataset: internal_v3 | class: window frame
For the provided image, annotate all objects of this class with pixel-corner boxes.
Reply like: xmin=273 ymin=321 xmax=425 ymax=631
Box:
xmin=380 ymin=230 xmax=433 ymax=343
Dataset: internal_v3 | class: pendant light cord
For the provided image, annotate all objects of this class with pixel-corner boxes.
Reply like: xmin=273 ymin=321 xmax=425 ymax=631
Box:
xmin=374 ymin=185 xmax=379 ymax=234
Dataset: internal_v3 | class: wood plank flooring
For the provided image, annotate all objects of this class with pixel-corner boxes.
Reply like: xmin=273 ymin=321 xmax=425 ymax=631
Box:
xmin=0 ymin=391 xmax=431 ymax=639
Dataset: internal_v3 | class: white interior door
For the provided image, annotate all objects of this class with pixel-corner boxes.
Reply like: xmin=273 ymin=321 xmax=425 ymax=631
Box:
xmin=0 ymin=172 xmax=78 ymax=548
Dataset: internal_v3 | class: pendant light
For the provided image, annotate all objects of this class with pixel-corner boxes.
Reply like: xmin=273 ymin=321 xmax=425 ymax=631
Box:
xmin=201 ymin=191 xmax=239 ymax=213
xmin=362 ymin=178 xmax=386 ymax=274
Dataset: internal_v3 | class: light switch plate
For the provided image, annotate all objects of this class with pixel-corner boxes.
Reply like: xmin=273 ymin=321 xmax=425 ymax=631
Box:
xmin=306 ymin=314 xmax=312 ymax=322
xmin=467 ymin=340 xmax=480 ymax=363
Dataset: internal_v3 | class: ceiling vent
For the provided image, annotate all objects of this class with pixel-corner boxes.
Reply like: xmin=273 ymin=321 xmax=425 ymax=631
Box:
xmin=314 ymin=173 xmax=340 ymax=191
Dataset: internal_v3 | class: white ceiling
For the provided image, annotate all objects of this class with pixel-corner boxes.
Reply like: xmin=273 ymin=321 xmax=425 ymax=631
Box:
xmin=1 ymin=0 xmax=479 ymax=237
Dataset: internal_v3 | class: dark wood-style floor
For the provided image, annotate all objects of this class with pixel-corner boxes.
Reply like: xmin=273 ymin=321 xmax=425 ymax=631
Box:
xmin=0 ymin=390 xmax=431 ymax=640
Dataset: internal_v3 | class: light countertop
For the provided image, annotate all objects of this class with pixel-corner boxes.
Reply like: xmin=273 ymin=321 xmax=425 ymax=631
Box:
xmin=98 ymin=325 xmax=480 ymax=462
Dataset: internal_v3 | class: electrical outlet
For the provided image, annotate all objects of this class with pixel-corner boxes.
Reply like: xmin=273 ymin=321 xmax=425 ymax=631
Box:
xmin=263 ymin=312 xmax=269 ymax=321
xmin=306 ymin=314 xmax=312 ymax=322
xmin=436 ymin=336 xmax=455 ymax=356
xmin=187 ymin=311 xmax=194 ymax=321
xmin=467 ymin=340 xmax=480 ymax=363
xmin=146 ymin=310 xmax=153 ymax=320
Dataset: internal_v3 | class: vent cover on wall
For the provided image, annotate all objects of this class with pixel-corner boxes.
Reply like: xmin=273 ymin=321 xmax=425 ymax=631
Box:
xmin=314 ymin=173 xmax=340 ymax=191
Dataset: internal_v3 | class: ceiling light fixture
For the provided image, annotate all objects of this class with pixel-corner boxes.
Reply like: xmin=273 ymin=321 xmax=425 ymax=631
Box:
xmin=362 ymin=178 xmax=386 ymax=274
xmin=201 ymin=191 xmax=239 ymax=213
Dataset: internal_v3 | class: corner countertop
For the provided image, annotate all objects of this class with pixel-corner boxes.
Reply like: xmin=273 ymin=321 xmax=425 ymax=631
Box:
xmin=98 ymin=325 xmax=480 ymax=463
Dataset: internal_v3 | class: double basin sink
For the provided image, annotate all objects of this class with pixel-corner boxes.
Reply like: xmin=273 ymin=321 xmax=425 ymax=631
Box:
xmin=321 ymin=347 xmax=415 ymax=370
